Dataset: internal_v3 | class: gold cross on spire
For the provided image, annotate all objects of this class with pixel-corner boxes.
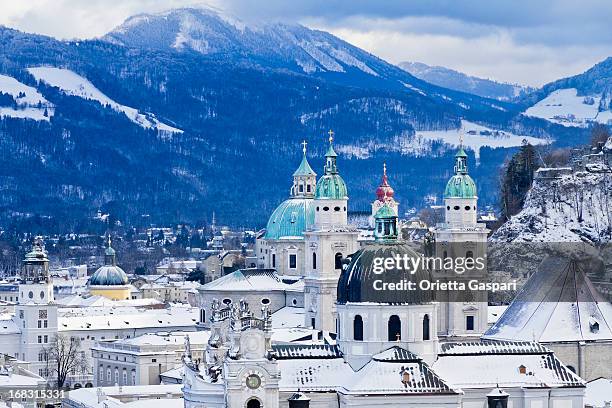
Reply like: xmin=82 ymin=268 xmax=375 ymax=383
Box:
xmin=328 ymin=129 xmax=334 ymax=144
xmin=301 ymin=140 xmax=307 ymax=155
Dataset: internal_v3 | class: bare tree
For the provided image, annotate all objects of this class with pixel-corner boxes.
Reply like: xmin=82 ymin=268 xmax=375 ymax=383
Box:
xmin=43 ymin=334 xmax=89 ymax=389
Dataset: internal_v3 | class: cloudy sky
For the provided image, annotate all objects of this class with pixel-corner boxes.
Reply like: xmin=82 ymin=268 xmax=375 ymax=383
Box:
xmin=2 ymin=0 xmax=611 ymax=87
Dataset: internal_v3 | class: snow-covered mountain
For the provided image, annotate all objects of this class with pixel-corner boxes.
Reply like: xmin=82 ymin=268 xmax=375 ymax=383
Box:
xmin=521 ymin=57 xmax=612 ymax=128
xmin=104 ymin=7 xmax=381 ymax=77
xmin=492 ymin=140 xmax=612 ymax=243
xmin=399 ymin=61 xmax=532 ymax=101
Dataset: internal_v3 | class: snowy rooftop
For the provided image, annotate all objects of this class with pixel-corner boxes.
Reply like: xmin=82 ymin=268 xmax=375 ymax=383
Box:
xmin=439 ymin=340 xmax=550 ymax=356
xmin=66 ymin=384 xmax=183 ymax=408
xmin=484 ymin=260 xmax=612 ymax=342
xmin=58 ymin=305 xmax=198 ymax=331
xmin=433 ymin=350 xmax=584 ymax=389
xmin=201 ymin=269 xmax=303 ymax=292
xmin=585 ymin=378 xmax=612 ymax=407
xmin=57 ymin=294 xmax=163 ymax=308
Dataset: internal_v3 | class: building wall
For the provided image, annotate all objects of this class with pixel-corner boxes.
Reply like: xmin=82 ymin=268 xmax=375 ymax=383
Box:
xmin=547 ymin=341 xmax=612 ymax=381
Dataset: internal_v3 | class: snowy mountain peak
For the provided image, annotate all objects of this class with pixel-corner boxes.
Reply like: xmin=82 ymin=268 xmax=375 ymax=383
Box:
xmin=103 ymin=7 xmax=379 ymax=77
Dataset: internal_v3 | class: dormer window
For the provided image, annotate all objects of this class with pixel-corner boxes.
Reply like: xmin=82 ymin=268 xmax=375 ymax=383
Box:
xmin=589 ymin=318 xmax=600 ymax=333
xmin=518 ymin=365 xmax=527 ymax=374
xmin=401 ymin=370 xmax=410 ymax=385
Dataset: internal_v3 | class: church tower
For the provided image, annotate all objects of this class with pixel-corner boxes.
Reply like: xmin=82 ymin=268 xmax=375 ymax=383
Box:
xmin=15 ymin=237 xmax=58 ymax=379
xmin=434 ymin=146 xmax=489 ymax=338
xmin=303 ymin=131 xmax=359 ymax=332
xmin=369 ymin=163 xmax=398 ymax=228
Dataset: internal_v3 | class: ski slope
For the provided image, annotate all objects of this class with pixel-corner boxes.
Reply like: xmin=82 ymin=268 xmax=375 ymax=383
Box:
xmin=0 ymin=74 xmax=53 ymax=121
xmin=524 ymin=88 xmax=612 ymax=127
xmin=27 ymin=67 xmax=182 ymax=133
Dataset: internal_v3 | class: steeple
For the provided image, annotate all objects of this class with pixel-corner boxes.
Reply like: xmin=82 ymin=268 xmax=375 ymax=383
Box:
xmin=324 ymin=129 xmax=338 ymax=175
xmin=104 ymin=235 xmax=116 ymax=266
xmin=291 ymin=140 xmax=317 ymax=198
xmin=376 ymin=162 xmax=395 ymax=201
xmin=454 ymin=148 xmax=468 ymax=175
xmin=22 ymin=237 xmax=49 ymax=283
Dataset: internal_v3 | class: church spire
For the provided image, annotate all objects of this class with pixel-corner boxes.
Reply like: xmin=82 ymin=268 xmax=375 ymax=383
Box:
xmin=104 ymin=235 xmax=117 ymax=266
xmin=324 ymin=129 xmax=338 ymax=175
xmin=292 ymin=140 xmax=316 ymax=198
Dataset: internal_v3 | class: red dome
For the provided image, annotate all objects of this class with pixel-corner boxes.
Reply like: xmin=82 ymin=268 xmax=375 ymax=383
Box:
xmin=376 ymin=173 xmax=394 ymax=201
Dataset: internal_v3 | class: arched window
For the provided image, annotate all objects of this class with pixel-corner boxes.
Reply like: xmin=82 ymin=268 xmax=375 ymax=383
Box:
xmin=272 ymin=254 xmax=276 ymax=268
xmin=388 ymin=315 xmax=401 ymax=341
xmin=423 ymin=314 xmax=430 ymax=341
xmin=466 ymin=250 xmax=474 ymax=259
xmin=335 ymin=253 xmax=343 ymax=270
xmin=353 ymin=315 xmax=363 ymax=341
xmin=312 ymin=252 xmax=317 ymax=270
xmin=247 ymin=399 xmax=261 ymax=408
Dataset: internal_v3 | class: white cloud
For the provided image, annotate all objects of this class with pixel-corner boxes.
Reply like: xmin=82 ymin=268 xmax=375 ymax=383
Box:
xmin=0 ymin=1 xmax=609 ymax=87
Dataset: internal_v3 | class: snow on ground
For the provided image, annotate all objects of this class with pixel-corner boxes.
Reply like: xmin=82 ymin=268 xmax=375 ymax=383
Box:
xmin=0 ymin=74 xmax=54 ymax=121
xmin=27 ymin=67 xmax=182 ymax=133
xmin=524 ymin=88 xmax=612 ymax=127
xmin=413 ymin=120 xmax=549 ymax=159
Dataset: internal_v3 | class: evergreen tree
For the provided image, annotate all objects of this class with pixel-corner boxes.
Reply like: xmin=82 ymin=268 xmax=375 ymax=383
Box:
xmin=500 ymin=141 xmax=538 ymax=221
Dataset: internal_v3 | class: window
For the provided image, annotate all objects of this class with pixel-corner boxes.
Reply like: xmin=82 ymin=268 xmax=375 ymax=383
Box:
xmin=453 ymin=205 xmax=460 ymax=210
xmin=292 ymin=298 xmax=297 ymax=306
xmin=152 ymin=358 xmax=157 ymax=363
xmin=312 ymin=252 xmax=317 ymax=269
xmin=466 ymin=315 xmax=475 ymax=331
xmin=353 ymin=315 xmax=363 ymax=341
xmin=44 ymin=320 xmax=47 ymax=328
xmin=466 ymin=251 xmax=474 ymax=259
xmin=131 ymin=370 xmax=136 ymax=385
xmin=299 ymin=185 xmax=303 ymax=193
xmin=200 ymin=309 xmax=206 ymax=323
xmin=37 ymin=336 xmax=42 ymax=344
xmin=447 ymin=206 xmax=450 ymax=210
xmin=335 ymin=253 xmax=343 ymax=270
xmin=423 ymin=314 xmax=430 ymax=341
xmin=272 ymin=254 xmax=276 ymax=268
xmin=323 ymin=206 xmax=329 ymax=211
xmin=38 ymin=320 xmax=42 ymax=328
xmin=334 ymin=206 xmax=340 ymax=211
xmin=307 ymin=185 xmax=311 ymax=192
xmin=114 ymin=368 xmax=119 ymax=384
xmin=222 ymin=298 xmax=232 ymax=305
xmin=311 ymin=318 xmax=315 ymax=328
xmin=261 ymin=298 xmax=270 ymax=305
xmin=122 ymin=370 xmax=127 ymax=385
xmin=289 ymin=254 xmax=297 ymax=269
xmin=388 ymin=315 xmax=401 ymax=341
xmin=107 ymin=368 xmax=111 ymax=382
xmin=465 ymin=205 xmax=471 ymax=210
xmin=99 ymin=366 xmax=104 ymax=380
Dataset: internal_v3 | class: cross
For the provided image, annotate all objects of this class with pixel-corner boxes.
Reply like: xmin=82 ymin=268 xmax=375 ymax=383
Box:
xmin=459 ymin=130 xmax=464 ymax=148
xmin=383 ymin=162 xmax=387 ymax=177
xmin=328 ymin=129 xmax=334 ymax=144
xmin=301 ymin=140 xmax=307 ymax=155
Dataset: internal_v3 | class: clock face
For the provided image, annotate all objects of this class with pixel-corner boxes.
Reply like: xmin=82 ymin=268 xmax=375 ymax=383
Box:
xmin=246 ymin=374 xmax=261 ymax=390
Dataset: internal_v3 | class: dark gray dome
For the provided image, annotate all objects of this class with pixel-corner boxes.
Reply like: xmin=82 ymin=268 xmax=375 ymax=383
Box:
xmin=337 ymin=242 xmax=434 ymax=304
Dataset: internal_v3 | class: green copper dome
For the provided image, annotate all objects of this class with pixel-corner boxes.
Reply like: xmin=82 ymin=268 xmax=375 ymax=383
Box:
xmin=444 ymin=147 xmax=477 ymax=198
xmin=315 ymin=174 xmax=348 ymax=199
xmin=315 ymin=132 xmax=348 ymax=200
xmin=264 ymin=198 xmax=315 ymax=240
xmin=444 ymin=174 xmax=477 ymax=198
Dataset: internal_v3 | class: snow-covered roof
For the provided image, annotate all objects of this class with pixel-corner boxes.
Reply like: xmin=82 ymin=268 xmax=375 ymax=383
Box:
xmin=342 ymin=348 xmax=457 ymax=395
xmin=94 ymin=331 xmax=209 ymax=353
xmin=201 ymin=269 xmax=303 ymax=292
xmin=484 ymin=260 xmax=612 ymax=342
xmin=278 ymin=357 xmax=351 ymax=392
xmin=271 ymin=306 xmax=305 ymax=329
xmin=58 ymin=305 xmax=198 ymax=331
xmin=586 ymin=378 xmax=612 ymax=407
xmin=57 ymin=294 xmax=162 ymax=308
xmin=66 ymin=384 xmax=183 ymax=408
xmin=439 ymin=340 xmax=550 ymax=356
xmin=0 ymin=317 xmax=20 ymax=334
xmin=160 ymin=366 xmax=184 ymax=381
xmin=433 ymin=348 xmax=584 ymax=389
xmin=273 ymin=344 xmax=341 ymax=359
xmin=488 ymin=305 xmax=508 ymax=325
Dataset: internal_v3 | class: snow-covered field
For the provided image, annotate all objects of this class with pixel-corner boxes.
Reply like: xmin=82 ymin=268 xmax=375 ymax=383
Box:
xmin=413 ymin=120 xmax=549 ymax=159
xmin=0 ymin=74 xmax=54 ymax=121
xmin=27 ymin=67 xmax=182 ymax=133
xmin=524 ymin=88 xmax=612 ymax=127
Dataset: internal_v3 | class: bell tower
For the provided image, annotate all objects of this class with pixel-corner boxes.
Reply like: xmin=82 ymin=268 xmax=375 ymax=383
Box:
xmin=434 ymin=146 xmax=488 ymax=338
xmin=303 ymin=131 xmax=359 ymax=332
xmin=15 ymin=237 xmax=58 ymax=379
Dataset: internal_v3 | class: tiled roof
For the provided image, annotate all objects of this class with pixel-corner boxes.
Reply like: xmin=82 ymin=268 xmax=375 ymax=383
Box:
xmin=439 ymin=340 xmax=550 ymax=356
xmin=272 ymin=344 xmax=342 ymax=359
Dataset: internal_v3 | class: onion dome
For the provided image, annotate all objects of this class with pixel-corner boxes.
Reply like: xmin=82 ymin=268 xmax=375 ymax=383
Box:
xmin=338 ymin=204 xmax=433 ymax=304
xmin=315 ymin=130 xmax=348 ymax=200
xmin=375 ymin=163 xmax=394 ymax=201
xmin=444 ymin=148 xmax=477 ymax=198
xmin=89 ymin=237 xmax=128 ymax=286
xmin=264 ymin=198 xmax=315 ymax=239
